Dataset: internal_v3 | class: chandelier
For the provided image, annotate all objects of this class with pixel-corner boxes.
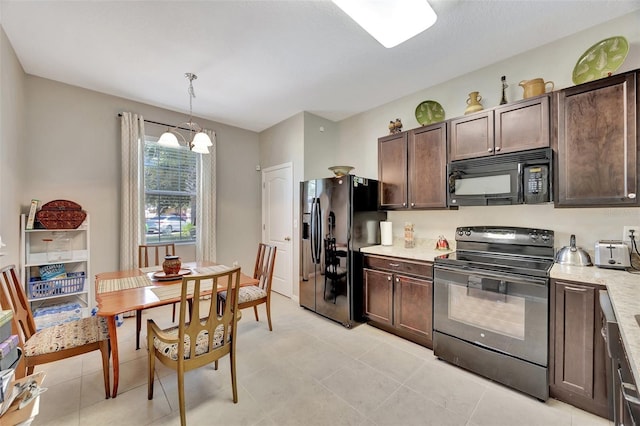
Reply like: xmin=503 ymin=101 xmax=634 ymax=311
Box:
xmin=158 ymin=73 xmax=213 ymax=154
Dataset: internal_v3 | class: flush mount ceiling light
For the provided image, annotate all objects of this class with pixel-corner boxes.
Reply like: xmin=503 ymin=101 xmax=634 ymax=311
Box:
xmin=158 ymin=72 xmax=213 ymax=154
xmin=332 ymin=0 xmax=437 ymax=48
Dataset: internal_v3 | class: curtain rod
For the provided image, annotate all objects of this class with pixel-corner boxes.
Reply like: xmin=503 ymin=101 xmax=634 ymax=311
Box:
xmin=116 ymin=113 xmax=194 ymax=133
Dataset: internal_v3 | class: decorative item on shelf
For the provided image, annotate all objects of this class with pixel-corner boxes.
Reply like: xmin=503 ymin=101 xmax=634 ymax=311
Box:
xmin=435 ymin=235 xmax=450 ymax=250
xmin=157 ymin=72 xmax=213 ymax=154
xmin=464 ymin=91 xmax=483 ymax=115
xmin=26 ymin=199 xmax=39 ymax=230
xmin=162 ymin=255 xmax=182 ymax=275
xmin=499 ymin=76 xmax=508 ymax=105
xmin=35 ymin=200 xmax=86 ymax=229
xmin=519 ymin=78 xmax=554 ymax=99
xmin=415 ymin=100 xmax=445 ymax=126
xmin=328 ymin=166 xmax=354 ymax=177
xmin=388 ymin=118 xmax=403 ymax=134
xmin=572 ymin=36 xmax=628 ymax=85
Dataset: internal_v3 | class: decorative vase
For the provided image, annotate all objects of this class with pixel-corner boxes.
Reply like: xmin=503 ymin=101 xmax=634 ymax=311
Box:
xmin=465 ymin=91 xmax=484 ymax=115
xmin=162 ymin=255 xmax=181 ymax=275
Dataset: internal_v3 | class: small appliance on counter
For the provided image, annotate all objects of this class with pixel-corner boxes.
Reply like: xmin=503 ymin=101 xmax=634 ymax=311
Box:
xmin=555 ymin=235 xmax=592 ymax=266
xmin=594 ymin=240 xmax=631 ymax=269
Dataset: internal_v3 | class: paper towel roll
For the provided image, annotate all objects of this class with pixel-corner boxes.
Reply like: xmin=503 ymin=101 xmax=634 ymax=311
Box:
xmin=380 ymin=221 xmax=393 ymax=246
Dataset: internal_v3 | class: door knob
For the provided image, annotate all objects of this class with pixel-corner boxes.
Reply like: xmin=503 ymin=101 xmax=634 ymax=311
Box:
xmin=284 ymin=236 xmax=291 ymax=241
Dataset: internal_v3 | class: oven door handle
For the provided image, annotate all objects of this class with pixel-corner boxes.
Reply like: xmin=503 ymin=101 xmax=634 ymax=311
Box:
xmin=435 ymin=265 xmax=548 ymax=287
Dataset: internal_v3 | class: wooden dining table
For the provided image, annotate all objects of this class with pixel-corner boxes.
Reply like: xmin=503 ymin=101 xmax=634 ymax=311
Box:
xmin=95 ymin=261 xmax=258 ymax=398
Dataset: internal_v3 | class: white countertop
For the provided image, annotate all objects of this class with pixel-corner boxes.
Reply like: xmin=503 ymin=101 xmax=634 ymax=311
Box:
xmin=551 ymin=263 xmax=640 ymax=387
xmin=360 ymin=239 xmax=454 ymax=262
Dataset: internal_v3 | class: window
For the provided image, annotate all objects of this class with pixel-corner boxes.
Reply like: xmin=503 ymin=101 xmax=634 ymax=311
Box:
xmin=143 ymin=138 xmax=197 ymax=244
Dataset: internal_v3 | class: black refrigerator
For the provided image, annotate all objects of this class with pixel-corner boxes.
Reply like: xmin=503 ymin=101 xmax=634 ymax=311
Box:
xmin=300 ymin=175 xmax=386 ymax=327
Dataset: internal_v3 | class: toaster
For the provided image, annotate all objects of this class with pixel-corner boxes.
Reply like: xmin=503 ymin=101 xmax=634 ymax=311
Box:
xmin=595 ymin=240 xmax=631 ymax=269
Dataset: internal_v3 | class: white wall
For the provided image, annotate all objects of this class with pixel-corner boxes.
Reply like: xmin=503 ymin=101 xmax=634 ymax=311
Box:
xmin=259 ymin=112 xmax=304 ymax=298
xmin=19 ymin=76 xmax=261 ymax=284
xmin=0 ymin=26 xmax=25 ymax=267
xmin=337 ymin=11 xmax=640 ymax=255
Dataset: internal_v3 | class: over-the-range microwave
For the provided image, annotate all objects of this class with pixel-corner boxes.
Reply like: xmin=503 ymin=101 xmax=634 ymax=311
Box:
xmin=447 ymin=148 xmax=552 ymax=206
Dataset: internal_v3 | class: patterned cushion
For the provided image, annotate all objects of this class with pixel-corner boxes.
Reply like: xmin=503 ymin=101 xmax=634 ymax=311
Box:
xmin=153 ymin=323 xmax=226 ymax=361
xmin=219 ymin=286 xmax=267 ymax=304
xmin=25 ymin=316 xmax=109 ymax=357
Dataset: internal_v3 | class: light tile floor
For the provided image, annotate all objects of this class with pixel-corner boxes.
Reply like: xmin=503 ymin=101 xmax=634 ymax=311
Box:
xmin=30 ymin=293 xmax=611 ymax=425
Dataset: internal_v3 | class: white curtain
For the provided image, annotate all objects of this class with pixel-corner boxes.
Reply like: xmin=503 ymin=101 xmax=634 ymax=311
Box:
xmin=196 ymin=129 xmax=217 ymax=262
xmin=120 ymin=112 xmax=145 ymax=270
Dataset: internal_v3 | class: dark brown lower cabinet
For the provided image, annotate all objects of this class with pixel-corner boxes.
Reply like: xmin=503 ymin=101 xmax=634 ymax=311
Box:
xmin=363 ymin=255 xmax=433 ymax=348
xmin=550 ymin=279 xmax=609 ymax=418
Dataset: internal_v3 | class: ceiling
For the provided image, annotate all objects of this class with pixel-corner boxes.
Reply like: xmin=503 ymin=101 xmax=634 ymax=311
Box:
xmin=1 ymin=1 xmax=638 ymax=133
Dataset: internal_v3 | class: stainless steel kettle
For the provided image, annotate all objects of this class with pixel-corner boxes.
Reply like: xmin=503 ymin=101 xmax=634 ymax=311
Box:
xmin=556 ymin=234 xmax=593 ymax=266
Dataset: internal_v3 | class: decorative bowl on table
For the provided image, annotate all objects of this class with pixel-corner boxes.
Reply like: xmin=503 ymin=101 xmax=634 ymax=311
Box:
xmin=329 ymin=166 xmax=354 ymax=177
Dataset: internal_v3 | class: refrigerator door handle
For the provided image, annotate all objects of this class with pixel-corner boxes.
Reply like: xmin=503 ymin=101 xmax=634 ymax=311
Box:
xmin=310 ymin=198 xmax=321 ymax=264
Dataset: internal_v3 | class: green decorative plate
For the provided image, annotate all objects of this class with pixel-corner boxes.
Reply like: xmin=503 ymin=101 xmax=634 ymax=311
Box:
xmin=572 ymin=36 xmax=628 ymax=85
xmin=415 ymin=100 xmax=445 ymax=126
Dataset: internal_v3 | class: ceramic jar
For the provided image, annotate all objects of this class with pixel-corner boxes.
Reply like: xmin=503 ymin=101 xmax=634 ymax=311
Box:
xmin=465 ymin=91 xmax=483 ymax=115
xmin=162 ymin=255 xmax=181 ymax=275
xmin=519 ymin=78 xmax=554 ymax=99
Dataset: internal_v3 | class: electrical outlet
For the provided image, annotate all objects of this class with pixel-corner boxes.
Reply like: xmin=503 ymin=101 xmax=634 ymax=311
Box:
xmin=623 ymin=225 xmax=640 ymax=245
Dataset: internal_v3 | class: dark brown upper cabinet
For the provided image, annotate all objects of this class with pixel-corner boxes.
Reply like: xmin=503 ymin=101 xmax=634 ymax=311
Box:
xmin=449 ymin=95 xmax=550 ymax=162
xmin=554 ymin=71 xmax=639 ymax=207
xmin=378 ymin=122 xmax=448 ymax=210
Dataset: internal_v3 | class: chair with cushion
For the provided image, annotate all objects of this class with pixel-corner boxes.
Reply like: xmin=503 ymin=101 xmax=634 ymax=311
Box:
xmin=147 ymin=267 xmax=242 ymax=426
xmin=135 ymin=243 xmax=181 ymax=350
xmin=218 ymin=243 xmax=276 ymax=331
xmin=0 ymin=264 xmax=110 ymax=398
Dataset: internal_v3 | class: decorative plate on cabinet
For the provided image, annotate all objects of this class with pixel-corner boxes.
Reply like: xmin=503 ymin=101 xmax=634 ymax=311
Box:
xmin=572 ymin=36 xmax=628 ymax=85
xmin=415 ymin=100 xmax=445 ymax=125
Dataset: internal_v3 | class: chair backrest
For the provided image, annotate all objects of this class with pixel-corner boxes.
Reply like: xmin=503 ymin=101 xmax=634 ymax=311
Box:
xmin=0 ymin=265 xmax=37 ymax=344
xmin=324 ymin=237 xmax=340 ymax=272
xmin=176 ymin=267 xmax=242 ymax=365
xmin=253 ymin=243 xmax=276 ymax=292
xmin=138 ymin=243 xmax=176 ymax=267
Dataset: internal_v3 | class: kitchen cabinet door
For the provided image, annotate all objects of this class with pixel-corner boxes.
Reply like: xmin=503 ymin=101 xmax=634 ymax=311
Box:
xmin=378 ymin=132 xmax=408 ymax=209
xmin=394 ymin=274 xmax=433 ymax=345
xmin=495 ymin=95 xmax=550 ymax=154
xmin=363 ymin=268 xmax=393 ymax=326
xmin=550 ymin=280 xmax=608 ymax=418
xmin=555 ymin=71 xmax=638 ymax=206
xmin=449 ymin=110 xmax=494 ymax=161
xmin=408 ymin=123 xmax=448 ymax=208
xmin=363 ymin=255 xmax=433 ymax=348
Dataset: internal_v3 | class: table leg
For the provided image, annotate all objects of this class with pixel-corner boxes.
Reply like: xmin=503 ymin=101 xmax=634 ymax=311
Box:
xmin=106 ymin=315 xmax=120 ymax=398
xmin=136 ymin=310 xmax=142 ymax=350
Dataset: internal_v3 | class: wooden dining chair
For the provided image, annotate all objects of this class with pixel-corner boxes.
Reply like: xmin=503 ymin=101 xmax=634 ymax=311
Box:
xmin=0 ymin=265 xmax=111 ymax=398
xmin=147 ymin=267 xmax=242 ymax=426
xmin=135 ymin=243 xmax=180 ymax=350
xmin=218 ymin=243 xmax=277 ymax=331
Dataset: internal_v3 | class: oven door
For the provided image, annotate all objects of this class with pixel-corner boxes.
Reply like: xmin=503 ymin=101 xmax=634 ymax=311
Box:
xmin=433 ymin=265 xmax=549 ymax=366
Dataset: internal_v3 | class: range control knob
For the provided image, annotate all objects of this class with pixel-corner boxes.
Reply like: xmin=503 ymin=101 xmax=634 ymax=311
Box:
xmin=530 ymin=233 xmax=539 ymax=241
xmin=541 ymin=234 xmax=551 ymax=242
xmin=464 ymin=230 xmax=471 ymax=236
xmin=457 ymin=229 xmax=464 ymax=236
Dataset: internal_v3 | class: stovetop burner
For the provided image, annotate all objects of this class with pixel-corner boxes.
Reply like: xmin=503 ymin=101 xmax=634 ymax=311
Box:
xmin=435 ymin=226 xmax=555 ymax=278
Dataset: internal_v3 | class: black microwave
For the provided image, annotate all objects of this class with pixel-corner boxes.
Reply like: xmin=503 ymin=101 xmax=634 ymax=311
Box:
xmin=447 ymin=148 xmax=552 ymax=206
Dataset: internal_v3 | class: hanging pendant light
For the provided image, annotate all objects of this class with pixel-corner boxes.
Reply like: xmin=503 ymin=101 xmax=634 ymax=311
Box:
xmin=158 ymin=73 xmax=213 ymax=153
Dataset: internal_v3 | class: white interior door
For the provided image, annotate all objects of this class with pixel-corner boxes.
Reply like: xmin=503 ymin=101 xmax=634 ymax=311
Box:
xmin=262 ymin=163 xmax=293 ymax=297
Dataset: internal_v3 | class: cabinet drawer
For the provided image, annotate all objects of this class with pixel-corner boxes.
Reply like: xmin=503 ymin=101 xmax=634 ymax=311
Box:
xmin=364 ymin=255 xmax=432 ymax=279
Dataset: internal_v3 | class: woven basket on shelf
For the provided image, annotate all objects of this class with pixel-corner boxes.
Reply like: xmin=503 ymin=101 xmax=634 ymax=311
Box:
xmin=35 ymin=199 xmax=87 ymax=229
